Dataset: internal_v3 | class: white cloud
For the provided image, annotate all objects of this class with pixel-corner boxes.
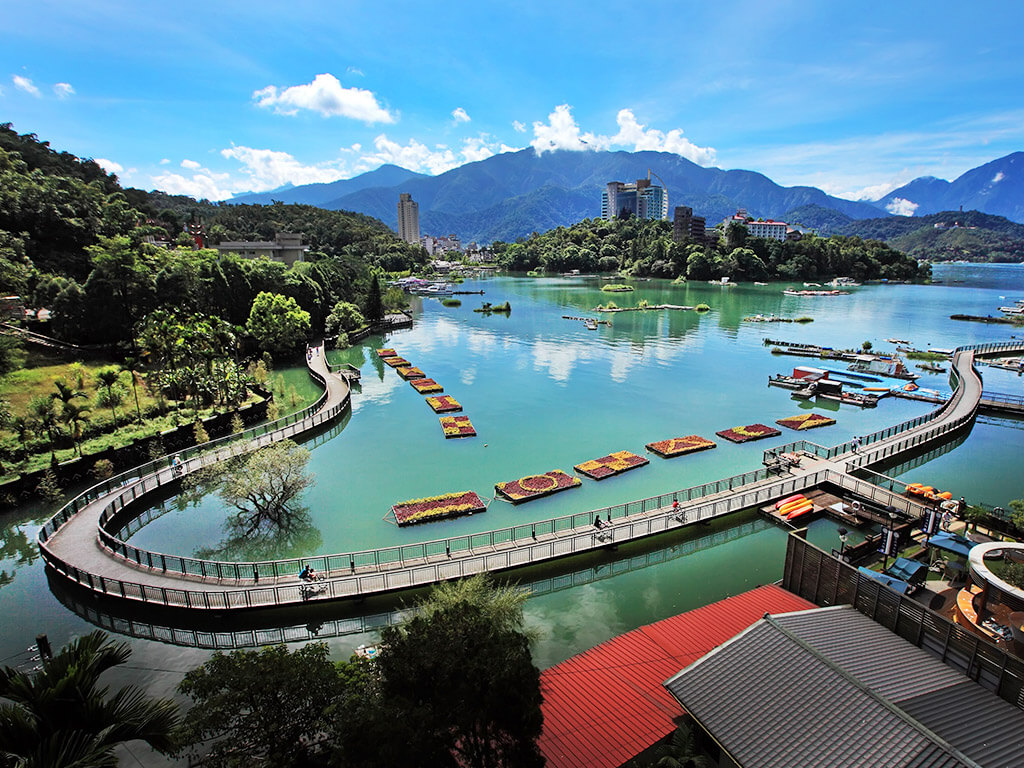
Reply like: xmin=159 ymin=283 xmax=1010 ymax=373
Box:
xmin=253 ymin=73 xmax=394 ymax=123
xmin=347 ymin=66 xmax=365 ymax=77
xmin=529 ymin=104 xmax=716 ymax=165
xmin=52 ymin=82 xmax=74 ymax=99
xmin=512 ymin=120 xmax=526 ymax=133
xmin=159 ymin=158 xmax=170 ymax=165
xmin=531 ymin=104 xmax=588 ymax=152
xmin=354 ymin=134 xmax=457 ymax=175
xmin=992 ymin=171 xmax=1005 ymax=183
xmin=220 ymin=145 xmax=347 ymax=189
xmin=12 ymin=75 xmax=39 ymax=96
xmin=151 ymin=170 xmax=235 ymax=201
xmin=94 ymin=158 xmax=123 ymax=174
xmin=452 ymin=107 xmax=471 ymax=123
xmin=461 ymin=136 xmax=494 ymax=163
xmin=180 ymin=159 xmax=201 ymax=169
xmin=885 ymin=197 xmax=919 ymax=216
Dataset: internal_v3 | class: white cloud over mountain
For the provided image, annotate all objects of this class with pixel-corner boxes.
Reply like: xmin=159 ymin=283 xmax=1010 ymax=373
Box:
xmin=530 ymin=104 xmax=716 ymax=165
xmin=885 ymin=197 xmax=919 ymax=216
xmin=253 ymin=73 xmax=395 ymax=123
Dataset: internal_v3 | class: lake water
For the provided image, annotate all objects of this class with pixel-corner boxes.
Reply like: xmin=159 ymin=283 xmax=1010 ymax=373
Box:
xmin=2 ymin=263 xmax=1023 ymax=713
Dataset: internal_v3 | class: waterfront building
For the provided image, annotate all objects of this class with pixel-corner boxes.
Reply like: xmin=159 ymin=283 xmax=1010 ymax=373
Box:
xmin=672 ymin=205 xmax=706 ymax=243
xmin=602 ymin=179 xmax=668 ymax=221
xmin=722 ymin=209 xmax=806 ymax=242
xmin=397 ymin=192 xmax=420 ymax=244
xmin=215 ymin=232 xmax=308 ymax=266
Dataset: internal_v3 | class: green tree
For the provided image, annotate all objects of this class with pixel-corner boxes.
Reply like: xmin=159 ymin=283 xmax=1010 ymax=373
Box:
xmin=325 ymin=300 xmax=365 ymax=335
xmin=246 ymin=292 xmax=311 ymax=355
xmin=60 ymin=400 xmax=91 ymax=456
xmin=95 ymin=366 xmax=122 ymax=423
xmin=1008 ymin=498 xmax=1024 ymax=533
xmin=178 ymin=642 xmax=356 ymax=768
xmin=190 ymin=439 xmax=313 ymax=537
xmin=364 ymin=275 xmax=384 ymax=323
xmin=335 ymin=577 xmax=543 ymax=768
xmin=0 ymin=630 xmax=179 ymax=767
xmin=121 ymin=357 xmax=144 ymax=423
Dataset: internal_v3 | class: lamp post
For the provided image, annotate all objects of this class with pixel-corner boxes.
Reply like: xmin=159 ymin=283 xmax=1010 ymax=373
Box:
xmin=837 ymin=527 xmax=849 ymax=561
xmin=883 ymin=509 xmax=897 ymax=571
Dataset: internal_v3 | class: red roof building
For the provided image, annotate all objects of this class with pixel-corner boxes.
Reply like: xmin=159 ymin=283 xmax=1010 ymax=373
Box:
xmin=538 ymin=584 xmax=816 ymax=768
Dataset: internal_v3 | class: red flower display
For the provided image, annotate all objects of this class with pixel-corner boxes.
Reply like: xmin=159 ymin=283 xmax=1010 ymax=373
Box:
xmin=776 ymin=412 xmax=837 ymax=431
xmin=392 ymin=490 xmax=487 ymax=526
xmin=425 ymin=395 xmax=462 ymax=413
xmin=715 ymin=423 xmax=783 ymax=443
xmin=397 ymin=366 xmax=425 ymax=380
xmin=376 ymin=348 xmax=396 ymax=358
xmin=382 ymin=356 xmax=410 ymax=368
xmin=646 ymin=435 xmax=717 ymax=458
xmin=440 ymin=415 xmax=476 ymax=438
xmin=411 ymin=378 xmax=443 ymax=393
xmin=495 ymin=469 xmax=581 ymax=503
xmin=574 ymin=450 xmax=649 ymax=480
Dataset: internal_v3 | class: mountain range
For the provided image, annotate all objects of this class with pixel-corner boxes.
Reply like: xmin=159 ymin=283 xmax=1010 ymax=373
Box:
xmin=226 ymin=149 xmax=1024 ymax=244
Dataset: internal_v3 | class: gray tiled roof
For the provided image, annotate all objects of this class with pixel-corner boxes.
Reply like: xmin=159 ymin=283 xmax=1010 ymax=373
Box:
xmin=664 ymin=605 xmax=1024 ymax=768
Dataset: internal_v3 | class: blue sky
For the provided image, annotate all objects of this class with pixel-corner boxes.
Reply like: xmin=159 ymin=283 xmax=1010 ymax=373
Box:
xmin=3 ymin=0 xmax=1022 ymax=204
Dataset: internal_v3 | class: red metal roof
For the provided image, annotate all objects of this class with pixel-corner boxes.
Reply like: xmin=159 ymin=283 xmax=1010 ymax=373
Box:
xmin=538 ymin=584 xmax=816 ymax=768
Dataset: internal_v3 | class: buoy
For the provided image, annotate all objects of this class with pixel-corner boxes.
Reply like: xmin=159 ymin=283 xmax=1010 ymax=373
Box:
xmin=851 ymin=501 xmax=862 ymax=513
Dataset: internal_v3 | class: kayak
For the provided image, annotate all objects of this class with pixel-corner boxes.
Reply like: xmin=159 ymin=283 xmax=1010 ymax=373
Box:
xmin=775 ymin=493 xmax=806 ymax=510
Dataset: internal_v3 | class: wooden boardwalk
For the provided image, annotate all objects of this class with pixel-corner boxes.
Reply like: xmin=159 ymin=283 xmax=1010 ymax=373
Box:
xmin=36 ymin=341 xmax=1024 ymax=612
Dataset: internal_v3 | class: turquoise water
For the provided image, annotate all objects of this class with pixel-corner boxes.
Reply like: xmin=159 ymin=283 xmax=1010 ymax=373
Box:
xmin=1 ymin=263 xmax=1023 ymax=711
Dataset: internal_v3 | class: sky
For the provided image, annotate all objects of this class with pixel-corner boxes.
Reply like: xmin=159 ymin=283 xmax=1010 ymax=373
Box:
xmin=2 ymin=0 xmax=1023 ymax=205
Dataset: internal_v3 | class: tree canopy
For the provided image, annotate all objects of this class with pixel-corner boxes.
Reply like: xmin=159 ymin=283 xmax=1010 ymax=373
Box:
xmin=245 ymin=292 xmax=311 ymax=355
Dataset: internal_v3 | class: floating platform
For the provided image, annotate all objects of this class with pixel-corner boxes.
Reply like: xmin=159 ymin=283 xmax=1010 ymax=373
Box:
xmin=716 ymin=424 xmax=782 ymax=443
xmin=439 ymin=415 xmax=476 ymax=438
xmin=495 ymin=470 xmax=581 ymax=503
xmin=574 ymin=450 xmax=649 ymax=480
xmin=392 ymin=490 xmax=487 ymax=526
xmin=646 ymin=436 xmax=717 ymax=457
xmin=425 ymin=395 xmax=462 ymax=413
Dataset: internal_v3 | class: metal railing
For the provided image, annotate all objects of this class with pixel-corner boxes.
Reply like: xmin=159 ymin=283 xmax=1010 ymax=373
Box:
xmin=39 ymin=469 xmax=833 ymax=609
xmin=38 ymin=339 xmax=1024 ymax=611
xmin=38 ymin=355 xmax=345 ymax=547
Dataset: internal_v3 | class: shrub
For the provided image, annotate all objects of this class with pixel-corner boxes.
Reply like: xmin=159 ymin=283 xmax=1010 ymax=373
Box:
xmin=441 ymin=298 xmax=462 ymax=307
xmin=695 ymin=303 xmax=711 ymax=312
xmin=193 ymin=420 xmax=210 ymax=445
xmin=794 ymin=316 xmax=814 ymax=323
xmin=91 ymin=458 xmax=114 ymax=480
xmin=37 ymin=468 xmax=62 ymax=502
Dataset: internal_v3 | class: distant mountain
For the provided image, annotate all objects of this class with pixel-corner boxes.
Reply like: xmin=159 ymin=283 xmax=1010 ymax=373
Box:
xmin=834 ymin=209 xmax=1024 ymax=263
xmin=299 ymin=148 xmax=886 ymax=243
xmin=874 ymin=152 xmax=1024 ymax=222
xmin=783 ymin=204 xmax=855 ymax=235
xmin=228 ymin=164 xmax=428 ymax=206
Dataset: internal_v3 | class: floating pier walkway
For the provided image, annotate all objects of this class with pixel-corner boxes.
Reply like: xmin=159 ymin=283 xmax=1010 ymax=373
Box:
xmin=36 ymin=341 xmax=1024 ymax=613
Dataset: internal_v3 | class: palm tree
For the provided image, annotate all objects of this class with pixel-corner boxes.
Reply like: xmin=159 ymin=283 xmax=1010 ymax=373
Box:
xmin=120 ymin=357 xmax=144 ymax=423
xmin=28 ymin=396 xmax=60 ymax=445
xmin=0 ymin=630 xmax=180 ymax=767
xmin=61 ymin=401 xmax=91 ymax=456
xmin=95 ymin=367 xmax=122 ymax=424
xmin=51 ymin=379 xmax=87 ymax=409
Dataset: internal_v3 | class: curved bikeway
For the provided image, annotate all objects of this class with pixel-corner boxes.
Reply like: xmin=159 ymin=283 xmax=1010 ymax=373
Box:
xmin=37 ymin=343 xmax=1015 ymax=612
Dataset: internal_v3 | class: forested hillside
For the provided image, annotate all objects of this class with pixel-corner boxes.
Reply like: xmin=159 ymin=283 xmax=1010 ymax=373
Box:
xmin=0 ymin=124 xmax=427 ymax=353
xmin=492 ymin=217 xmax=927 ymax=282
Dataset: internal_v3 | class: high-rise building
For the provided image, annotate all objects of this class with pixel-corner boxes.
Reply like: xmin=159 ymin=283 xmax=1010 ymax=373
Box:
xmin=672 ymin=206 xmax=706 ymax=243
xmin=397 ymin=193 xmax=420 ymax=243
xmin=601 ymin=179 xmax=668 ymax=221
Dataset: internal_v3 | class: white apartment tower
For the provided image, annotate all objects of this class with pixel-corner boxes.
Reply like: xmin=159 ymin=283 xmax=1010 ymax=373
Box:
xmin=397 ymin=193 xmax=420 ymax=244
xmin=601 ymin=179 xmax=668 ymax=221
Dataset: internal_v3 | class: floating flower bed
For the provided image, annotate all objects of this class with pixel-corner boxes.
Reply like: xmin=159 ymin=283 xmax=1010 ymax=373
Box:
xmin=776 ymin=412 xmax=837 ymax=431
xmin=382 ymin=356 xmax=410 ymax=368
xmin=495 ymin=469 xmax=581 ymax=503
xmin=425 ymin=395 xmax=462 ymax=413
xmin=645 ymin=435 xmax=717 ymax=458
xmin=397 ymin=366 xmax=425 ymax=380
xmin=376 ymin=348 xmax=396 ymax=358
xmin=574 ymin=450 xmax=649 ymax=480
xmin=715 ymin=423 xmax=782 ymax=443
xmin=439 ymin=415 xmax=476 ymax=438
xmin=392 ymin=490 xmax=487 ymax=526
xmin=411 ymin=378 xmax=443 ymax=393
